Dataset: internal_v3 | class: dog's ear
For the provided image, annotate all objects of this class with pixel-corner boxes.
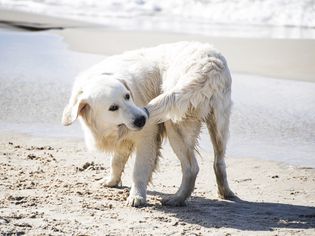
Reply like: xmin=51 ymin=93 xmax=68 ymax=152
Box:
xmin=118 ymin=79 xmax=134 ymax=100
xmin=62 ymin=91 xmax=89 ymax=126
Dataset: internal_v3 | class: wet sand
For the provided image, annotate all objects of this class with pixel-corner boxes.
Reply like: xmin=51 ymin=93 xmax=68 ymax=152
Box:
xmin=1 ymin=8 xmax=315 ymax=82
xmin=57 ymin=28 xmax=315 ymax=82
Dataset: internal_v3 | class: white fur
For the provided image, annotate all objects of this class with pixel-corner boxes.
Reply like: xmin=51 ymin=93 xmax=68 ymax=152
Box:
xmin=62 ymin=41 xmax=235 ymax=207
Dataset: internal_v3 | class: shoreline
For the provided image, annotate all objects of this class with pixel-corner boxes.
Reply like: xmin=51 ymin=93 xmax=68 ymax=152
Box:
xmin=57 ymin=28 xmax=315 ymax=82
xmin=0 ymin=8 xmax=314 ymax=82
xmin=0 ymin=8 xmax=96 ymax=30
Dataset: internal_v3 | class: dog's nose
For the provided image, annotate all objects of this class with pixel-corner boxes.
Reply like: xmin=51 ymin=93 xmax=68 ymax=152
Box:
xmin=133 ymin=115 xmax=146 ymax=128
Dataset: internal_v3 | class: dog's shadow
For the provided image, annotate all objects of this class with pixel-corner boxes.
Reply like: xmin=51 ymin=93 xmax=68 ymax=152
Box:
xmin=146 ymin=190 xmax=315 ymax=231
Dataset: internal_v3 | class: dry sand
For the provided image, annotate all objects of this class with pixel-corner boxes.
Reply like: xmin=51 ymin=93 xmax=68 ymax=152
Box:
xmin=0 ymin=133 xmax=315 ymax=235
xmin=0 ymin=8 xmax=315 ymax=236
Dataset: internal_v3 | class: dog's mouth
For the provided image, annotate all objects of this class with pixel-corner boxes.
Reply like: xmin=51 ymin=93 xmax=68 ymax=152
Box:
xmin=117 ymin=124 xmax=129 ymax=139
xmin=118 ymin=124 xmax=129 ymax=131
xmin=118 ymin=123 xmax=144 ymax=132
xmin=117 ymin=123 xmax=136 ymax=131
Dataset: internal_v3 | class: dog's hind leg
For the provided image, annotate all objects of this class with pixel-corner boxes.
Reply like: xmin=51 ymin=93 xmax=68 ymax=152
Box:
xmin=206 ymin=96 xmax=235 ymax=199
xmin=162 ymin=119 xmax=201 ymax=206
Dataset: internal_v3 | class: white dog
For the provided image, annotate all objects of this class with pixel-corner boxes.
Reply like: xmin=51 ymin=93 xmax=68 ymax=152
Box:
xmin=62 ymin=41 xmax=235 ymax=207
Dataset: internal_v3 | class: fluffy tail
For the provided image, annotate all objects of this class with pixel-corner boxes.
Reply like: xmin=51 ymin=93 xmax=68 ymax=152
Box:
xmin=146 ymin=55 xmax=232 ymax=123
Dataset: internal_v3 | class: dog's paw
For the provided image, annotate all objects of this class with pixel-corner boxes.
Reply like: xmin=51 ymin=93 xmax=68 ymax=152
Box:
xmin=102 ymin=177 xmax=121 ymax=188
xmin=218 ymin=189 xmax=239 ymax=201
xmin=126 ymin=195 xmax=146 ymax=207
xmin=161 ymin=196 xmax=186 ymax=207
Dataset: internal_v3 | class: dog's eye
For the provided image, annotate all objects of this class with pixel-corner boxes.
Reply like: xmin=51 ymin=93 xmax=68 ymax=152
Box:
xmin=125 ymin=94 xmax=130 ymax=100
xmin=109 ymin=105 xmax=119 ymax=111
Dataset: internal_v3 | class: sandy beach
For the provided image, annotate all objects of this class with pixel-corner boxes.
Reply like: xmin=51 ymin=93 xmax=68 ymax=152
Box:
xmin=1 ymin=133 xmax=315 ymax=235
xmin=0 ymin=8 xmax=315 ymax=236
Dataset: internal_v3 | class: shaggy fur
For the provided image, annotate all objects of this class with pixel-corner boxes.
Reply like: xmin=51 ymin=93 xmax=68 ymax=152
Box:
xmin=62 ymin=41 xmax=235 ymax=207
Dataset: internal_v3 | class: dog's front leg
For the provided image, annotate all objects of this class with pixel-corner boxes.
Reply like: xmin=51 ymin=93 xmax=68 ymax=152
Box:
xmin=127 ymin=135 xmax=159 ymax=207
xmin=104 ymin=152 xmax=129 ymax=187
xmin=104 ymin=141 xmax=133 ymax=187
xmin=103 ymin=142 xmax=133 ymax=187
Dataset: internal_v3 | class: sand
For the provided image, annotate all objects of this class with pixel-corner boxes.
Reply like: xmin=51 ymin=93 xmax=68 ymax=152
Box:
xmin=1 ymin=133 xmax=315 ymax=235
xmin=0 ymin=8 xmax=315 ymax=236
xmin=0 ymin=8 xmax=95 ymax=30
xmin=57 ymin=28 xmax=315 ymax=82
xmin=0 ymin=133 xmax=315 ymax=235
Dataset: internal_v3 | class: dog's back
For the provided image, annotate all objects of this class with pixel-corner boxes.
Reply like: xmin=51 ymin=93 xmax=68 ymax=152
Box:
xmin=144 ymin=41 xmax=232 ymax=123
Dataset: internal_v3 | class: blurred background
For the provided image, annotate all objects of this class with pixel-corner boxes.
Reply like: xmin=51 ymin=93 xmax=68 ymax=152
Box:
xmin=1 ymin=0 xmax=315 ymax=38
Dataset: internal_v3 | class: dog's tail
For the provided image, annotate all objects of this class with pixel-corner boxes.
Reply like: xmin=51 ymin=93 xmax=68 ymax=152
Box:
xmin=146 ymin=54 xmax=232 ymax=123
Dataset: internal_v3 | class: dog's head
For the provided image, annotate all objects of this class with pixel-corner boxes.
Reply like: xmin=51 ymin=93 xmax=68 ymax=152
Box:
xmin=62 ymin=77 xmax=148 ymax=132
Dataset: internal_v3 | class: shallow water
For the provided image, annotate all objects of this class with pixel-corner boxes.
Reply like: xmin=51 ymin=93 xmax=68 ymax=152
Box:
xmin=200 ymin=74 xmax=315 ymax=167
xmin=2 ymin=0 xmax=315 ymax=38
xmin=0 ymin=29 xmax=314 ymax=167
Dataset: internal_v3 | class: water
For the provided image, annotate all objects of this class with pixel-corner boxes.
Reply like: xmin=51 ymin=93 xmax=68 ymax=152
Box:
xmin=201 ymin=74 xmax=315 ymax=167
xmin=1 ymin=0 xmax=315 ymax=38
xmin=0 ymin=29 xmax=314 ymax=167
xmin=0 ymin=30 xmax=102 ymax=137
